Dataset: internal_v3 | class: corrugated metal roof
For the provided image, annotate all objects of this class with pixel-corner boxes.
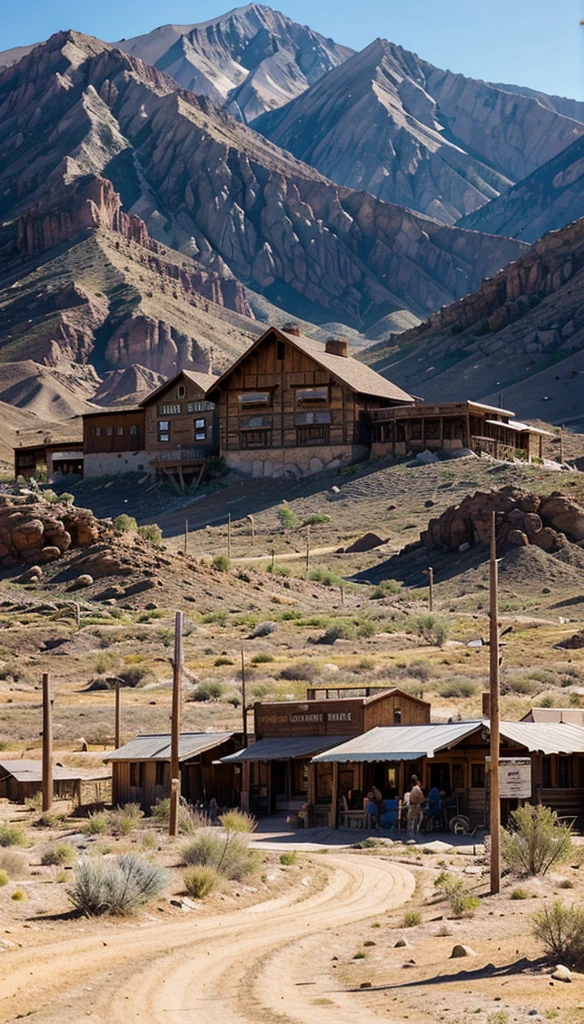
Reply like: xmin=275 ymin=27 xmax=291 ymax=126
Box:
xmin=521 ymin=708 xmax=584 ymax=726
xmin=222 ymin=735 xmax=349 ymax=763
xmin=484 ymin=419 xmax=552 ymax=436
xmin=498 ymin=721 xmax=584 ymax=755
xmin=0 ymin=760 xmax=83 ymax=783
xmin=104 ymin=733 xmax=233 ymax=762
xmin=312 ymin=722 xmax=483 ymax=763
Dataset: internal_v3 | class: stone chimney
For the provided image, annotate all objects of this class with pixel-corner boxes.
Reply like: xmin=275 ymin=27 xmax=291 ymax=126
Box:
xmin=482 ymin=691 xmax=490 ymax=717
xmin=282 ymin=322 xmax=300 ymax=336
xmin=325 ymin=337 xmax=348 ymax=357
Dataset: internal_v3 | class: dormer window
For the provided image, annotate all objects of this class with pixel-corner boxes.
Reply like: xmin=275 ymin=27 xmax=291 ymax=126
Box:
xmin=178 ymin=385 xmax=186 ymax=399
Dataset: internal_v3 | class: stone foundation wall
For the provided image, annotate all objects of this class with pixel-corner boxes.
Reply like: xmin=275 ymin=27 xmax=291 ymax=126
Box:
xmin=83 ymin=451 xmax=149 ymax=479
xmin=224 ymin=444 xmax=367 ymax=479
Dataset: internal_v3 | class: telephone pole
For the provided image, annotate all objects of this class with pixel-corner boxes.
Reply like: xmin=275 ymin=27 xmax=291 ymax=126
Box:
xmin=42 ymin=673 xmax=53 ymax=813
xmin=169 ymin=611 xmax=183 ymax=837
xmin=114 ymin=679 xmax=121 ymax=750
xmin=489 ymin=511 xmax=501 ymax=895
xmin=241 ymin=646 xmax=248 ymax=746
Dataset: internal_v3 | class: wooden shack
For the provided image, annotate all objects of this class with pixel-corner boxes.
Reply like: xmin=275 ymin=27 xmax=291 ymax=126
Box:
xmin=313 ymin=720 xmax=584 ymax=829
xmin=140 ymin=369 xmax=219 ymax=488
xmin=210 ymin=325 xmax=413 ymax=479
xmin=104 ymin=733 xmax=240 ymax=812
xmin=82 ymin=407 xmax=146 ymax=478
xmin=0 ymin=759 xmax=99 ymax=804
xmin=14 ymin=441 xmax=84 ymax=482
xmin=369 ymin=400 xmax=551 ymax=461
xmin=222 ymin=689 xmax=430 ymax=819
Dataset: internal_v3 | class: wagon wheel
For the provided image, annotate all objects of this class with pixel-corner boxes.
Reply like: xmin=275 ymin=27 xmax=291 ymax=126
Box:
xmin=450 ymin=815 xmax=470 ymax=835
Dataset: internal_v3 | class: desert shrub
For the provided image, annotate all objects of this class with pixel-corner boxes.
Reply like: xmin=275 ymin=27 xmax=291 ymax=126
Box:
xmin=43 ymin=489 xmax=59 ymax=503
xmin=277 ymin=506 xmax=299 ymax=531
xmin=266 ymin=563 xmax=291 ymax=577
xmin=403 ymin=910 xmax=421 ymax=927
xmin=371 ymin=579 xmax=402 ymax=599
xmin=302 ymin=513 xmax=330 ymax=526
xmin=24 ymin=792 xmax=43 ymax=812
xmin=319 ymin=619 xmax=356 ymax=643
xmin=117 ymin=665 xmax=150 ymax=688
xmin=113 ymin=514 xmax=138 ymax=534
xmin=501 ymin=804 xmax=573 ymax=877
xmin=214 ymin=657 xmax=234 ymax=667
xmin=152 ymin=799 xmax=205 ymax=835
xmin=280 ymin=610 xmax=303 ymax=621
xmin=435 ymin=874 xmax=479 ymax=916
xmin=251 ymin=621 xmax=278 ymax=638
xmin=95 ymin=652 xmax=119 ymax=675
xmin=68 ymin=854 xmax=167 ymax=916
xmin=41 ymin=842 xmax=77 ymax=867
xmin=109 ymin=803 xmax=144 ymax=836
xmin=510 ymin=887 xmax=530 ymax=900
xmin=137 ymin=524 xmax=162 ymax=546
xmin=181 ymin=830 xmax=260 ymax=880
xmin=0 ymin=850 xmax=28 ymax=878
xmin=308 ymin=568 xmax=344 ymax=587
xmin=0 ymin=825 xmax=28 ymax=848
xmin=219 ymin=809 xmax=257 ymax=833
xmin=408 ymin=659 xmax=432 ymax=683
xmin=212 ymin=555 xmax=231 ymax=572
xmin=251 ymin=653 xmax=274 ymax=664
xmin=83 ymin=812 xmax=109 ymax=835
xmin=280 ymin=851 xmax=297 ymax=866
xmin=533 ymin=900 xmax=584 ymax=968
xmin=36 ymin=809 xmax=67 ymax=828
xmin=439 ymin=680 xmax=477 ymax=698
xmin=0 ymin=870 xmax=8 ymax=886
xmin=190 ymin=681 xmax=225 ymax=702
xmin=413 ymin=614 xmax=450 ymax=648
xmin=60 ymin=492 xmax=75 ymax=505
xmin=506 ymin=676 xmax=538 ymax=695
xmin=183 ymin=865 xmax=221 ymax=898
xmin=279 ymin=660 xmax=319 ymax=682
xmin=11 ymin=890 xmax=25 ymax=901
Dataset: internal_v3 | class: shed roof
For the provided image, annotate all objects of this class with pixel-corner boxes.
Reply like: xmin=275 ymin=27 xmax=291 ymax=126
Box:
xmin=521 ymin=708 xmax=584 ymax=726
xmin=484 ymin=419 xmax=552 ymax=436
xmin=104 ymin=733 xmax=233 ymax=762
xmin=312 ymin=720 xmax=584 ymax=762
xmin=210 ymin=327 xmax=414 ymax=404
xmin=0 ymin=760 xmax=84 ymax=783
xmin=222 ymin=735 xmax=348 ymax=763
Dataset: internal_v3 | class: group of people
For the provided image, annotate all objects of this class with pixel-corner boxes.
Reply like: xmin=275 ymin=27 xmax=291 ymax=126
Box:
xmin=357 ymin=777 xmax=447 ymax=833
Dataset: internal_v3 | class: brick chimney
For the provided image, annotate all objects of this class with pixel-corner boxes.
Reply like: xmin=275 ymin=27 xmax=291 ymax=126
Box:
xmin=282 ymin=322 xmax=300 ymax=336
xmin=325 ymin=337 xmax=348 ymax=357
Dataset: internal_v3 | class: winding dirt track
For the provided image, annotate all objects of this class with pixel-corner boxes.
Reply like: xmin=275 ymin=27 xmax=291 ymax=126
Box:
xmin=1 ymin=854 xmax=414 ymax=1024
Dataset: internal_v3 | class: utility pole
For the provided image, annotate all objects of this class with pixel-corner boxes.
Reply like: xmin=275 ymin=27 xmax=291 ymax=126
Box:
xmin=241 ymin=647 xmax=248 ymax=746
xmin=42 ymin=673 xmax=53 ymax=813
xmin=422 ymin=567 xmax=434 ymax=611
xmin=227 ymin=514 xmax=232 ymax=560
xmin=305 ymin=524 xmax=311 ymax=576
xmin=489 ymin=510 xmax=501 ymax=895
xmin=115 ymin=679 xmax=121 ymax=750
xmin=247 ymin=514 xmax=255 ymax=549
xmin=184 ymin=518 xmax=189 ymax=556
xmin=169 ymin=611 xmax=183 ymax=838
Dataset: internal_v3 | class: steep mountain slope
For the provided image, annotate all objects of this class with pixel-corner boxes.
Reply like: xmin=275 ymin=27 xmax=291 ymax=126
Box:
xmin=117 ymin=4 xmax=353 ymax=123
xmin=458 ymin=134 xmax=584 ymax=243
xmin=255 ymin=37 xmax=584 ymax=223
xmin=494 ymin=83 xmax=584 ymax=124
xmin=0 ymin=29 xmax=526 ymax=369
xmin=360 ymin=217 xmax=584 ymax=426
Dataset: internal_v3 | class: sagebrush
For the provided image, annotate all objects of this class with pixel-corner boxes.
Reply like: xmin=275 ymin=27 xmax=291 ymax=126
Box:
xmin=501 ymin=805 xmax=573 ymax=877
xmin=68 ymin=854 xmax=167 ymax=916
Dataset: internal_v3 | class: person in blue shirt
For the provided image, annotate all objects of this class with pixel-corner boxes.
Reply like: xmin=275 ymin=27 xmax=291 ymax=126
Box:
xmin=380 ymin=789 xmax=399 ymax=829
xmin=427 ymin=786 xmax=444 ymax=830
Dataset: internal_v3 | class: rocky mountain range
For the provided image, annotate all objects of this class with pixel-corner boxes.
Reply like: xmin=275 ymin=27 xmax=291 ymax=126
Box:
xmin=0 ymin=28 xmax=525 ymax=381
xmin=361 ymin=215 xmax=584 ymax=428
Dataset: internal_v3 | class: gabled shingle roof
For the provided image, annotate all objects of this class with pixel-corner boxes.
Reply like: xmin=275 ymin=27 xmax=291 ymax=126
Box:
xmin=211 ymin=327 xmax=414 ymax=404
xmin=139 ymin=370 xmax=219 ymax=406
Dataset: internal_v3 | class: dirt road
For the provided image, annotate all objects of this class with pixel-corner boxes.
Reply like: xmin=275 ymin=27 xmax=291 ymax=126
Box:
xmin=1 ymin=853 xmax=414 ymax=1024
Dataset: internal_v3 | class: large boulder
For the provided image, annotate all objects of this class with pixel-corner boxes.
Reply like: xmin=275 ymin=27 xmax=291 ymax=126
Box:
xmin=539 ymin=494 xmax=584 ymax=542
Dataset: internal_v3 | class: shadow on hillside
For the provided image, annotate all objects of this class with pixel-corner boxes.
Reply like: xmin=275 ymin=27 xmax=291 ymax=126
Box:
xmin=350 ymin=542 xmax=490 ymax=588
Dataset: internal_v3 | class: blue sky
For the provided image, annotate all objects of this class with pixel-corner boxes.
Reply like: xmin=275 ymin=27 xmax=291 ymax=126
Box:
xmin=3 ymin=0 xmax=584 ymax=100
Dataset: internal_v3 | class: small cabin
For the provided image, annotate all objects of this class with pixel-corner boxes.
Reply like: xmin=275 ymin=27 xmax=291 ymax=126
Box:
xmin=0 ymin=759 xmax=98 ymax=804
xmin=140 ymin=369 xmax=219 ymax=488
xmin=14 ymin=440 xmax=84 ymax=482
xmin=210 ymin=325 xmax=413 ymax=479
xmin=223 ymin=689 xmax=430 ymax=819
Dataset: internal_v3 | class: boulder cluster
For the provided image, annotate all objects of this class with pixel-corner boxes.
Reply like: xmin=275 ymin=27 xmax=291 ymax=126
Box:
xmin=0 ymin=498 xmax=101 ymax=567
xmin=421 ymin=486 xmax=584 ymax=553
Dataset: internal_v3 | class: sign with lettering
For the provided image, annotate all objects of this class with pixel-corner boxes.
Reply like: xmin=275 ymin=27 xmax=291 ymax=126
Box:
xmin=487 ymin=757 xmax=532 ymax=799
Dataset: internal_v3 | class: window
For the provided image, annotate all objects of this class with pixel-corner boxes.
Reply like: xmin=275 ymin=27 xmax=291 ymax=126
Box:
xmin=94 ymin=426 xmax=101 ymax=437
xmin=155 ymin=762 xmax=165 ymax=787
xmin=276 ymin=340 xmax=285 ymax=361
xmin=129 ymin=763 xmax=143 ymax=788
xmin=237 ymin=392 xmax=270 ymax=407
xmin=295 ymin=410 xmax=331 ymax=426
xmin=542 ymin=757 xmax=552 ymax=788
xmin=194 ymin=418 xmax=206 ymax=441
xmin=393 ymin=707 xmax=402 ymax=724
xmin=187 ymin=401 xmax=214 ymax=413
xmin=130 ymin=424 xmax=138 ymax=436
xmin=177 ymin=385 xmax=186 ymax=398
xmin=296 ymin=387 xmax=328 ymax=403
xmin=106 ymin=426 xmax=113 ymax=436
xmin=297 ymin=424 xmax=329 ymax=445
xmin=559 ymin=757 xmax=572 ymax=788
xmin=158 ymin=420 xmax=170 ymax=443
xmin=471 ymin=763 xmax=485 ymax=788
xmin=160 ymin=403 xmax=181 ymax=415
xmin=240 ymin=429 xmax=271 ymax=448
xmin=117 ymin=426 xmax=124 ymax=436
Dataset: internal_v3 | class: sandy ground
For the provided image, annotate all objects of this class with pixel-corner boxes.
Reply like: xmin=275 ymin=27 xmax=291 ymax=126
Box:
xmin=0 ymin=853 xmax=415 ymax=1024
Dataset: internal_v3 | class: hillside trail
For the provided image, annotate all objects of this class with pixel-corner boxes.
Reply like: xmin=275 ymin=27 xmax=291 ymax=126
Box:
xmin=1 ymin=853 xmax=415 ymax=1024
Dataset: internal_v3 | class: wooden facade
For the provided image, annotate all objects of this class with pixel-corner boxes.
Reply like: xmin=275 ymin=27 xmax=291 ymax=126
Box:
xmin=83 ymin=408 xmax=145 ymax=455
xmin=14 ymin=441 xmax=84 ymax=481
xmin=141 ymin=369 xmax=218 ymax=485
xmin=370 ymin=401 xmax=550 ymax=462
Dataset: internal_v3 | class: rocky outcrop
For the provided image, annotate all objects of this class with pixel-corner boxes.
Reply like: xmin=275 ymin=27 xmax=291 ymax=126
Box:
xmin=0 ymin=499 xmax=102 ymax=566
xmin=421 ymin=486 xmax=584 ymax=553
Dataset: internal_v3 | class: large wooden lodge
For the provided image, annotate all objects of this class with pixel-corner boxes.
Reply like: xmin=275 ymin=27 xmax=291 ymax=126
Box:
xmin=14 ymin=325 xmax=551 ymax=487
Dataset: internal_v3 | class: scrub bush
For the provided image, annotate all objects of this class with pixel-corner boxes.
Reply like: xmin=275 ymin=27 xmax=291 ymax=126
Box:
xmin=0 ymin=825 xmax=28 ymax=847
xmin=181 ymin=830 xmax=260 ymax=880
xmin=113 ymin=514 xmax=138 ymax=534
xmin=501 ymin=805 xmax=573 ymax=877
xmin=183 ymin=865 xmax=221 ymax=898
xmin=533 ymin=900 xmax=584 ymax=968
xmin=109 ymin=803 xmax=144 ymax=836
xmin=41 ymin=842 xmax=76 ymax=867
xmin=68 ymin=854 xmax=167 ymax=916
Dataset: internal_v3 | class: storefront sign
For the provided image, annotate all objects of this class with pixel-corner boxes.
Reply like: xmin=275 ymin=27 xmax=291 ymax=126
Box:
xmin=493 ymin=757 xmax=532 ymax=799
xmin=289 ymin=711 xmax=353 ymax=724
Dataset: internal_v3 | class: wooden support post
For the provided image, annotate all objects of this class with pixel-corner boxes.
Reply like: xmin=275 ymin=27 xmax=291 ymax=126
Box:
xmin=559 ymin=429 xmax=563 ymax=464
xmin=489 ymin=511 xmax=501 ymax=895
xmin=169 ymin=611 xmax=183 ymax=838
xmin=329 ymin=761 xmax=339 ymax=829
xmin=42 ymin=673 xmax=53 ymax=813
xmin=184 ymin=518 xmax=189 ymax=556
xmin=227 ymin=514 xmax=232 ymax=560
xmin=270 ymin=547 xmax=275 ymax=572
xmin=305 ymin=524 xmax=310 ymax=576
xmin=241 ymin=646 xmax=248 ymax=747
xmin=340 ymin=585 xmax=344 ymax=606
xmin=115 ymin=679 xmax=121 ymax=750
xmin=247 ymin=514 xmax=255 ymax=549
